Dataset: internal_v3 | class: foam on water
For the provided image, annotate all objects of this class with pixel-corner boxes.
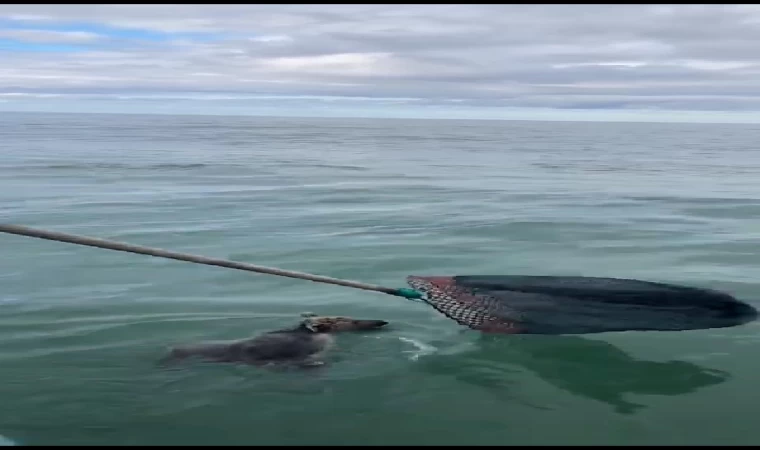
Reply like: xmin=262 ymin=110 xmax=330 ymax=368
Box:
xmin=398 ymin=336 xmax=439 ymax=360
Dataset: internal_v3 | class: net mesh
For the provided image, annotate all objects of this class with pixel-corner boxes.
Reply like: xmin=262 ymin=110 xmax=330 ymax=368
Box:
xmin=407 ymin=275 xmax=758 ymax=335
xmin=406 ymin=276 xmax=526 ymax=333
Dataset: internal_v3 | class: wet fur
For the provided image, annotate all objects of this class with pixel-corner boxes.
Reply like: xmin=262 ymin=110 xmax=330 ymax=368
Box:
xmin=159 ymin=316 xmax=388 ymax=368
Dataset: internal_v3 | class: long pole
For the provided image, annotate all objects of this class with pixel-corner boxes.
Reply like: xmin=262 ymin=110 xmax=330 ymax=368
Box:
xmin=0 ymin=224 xmax=422 ymax=299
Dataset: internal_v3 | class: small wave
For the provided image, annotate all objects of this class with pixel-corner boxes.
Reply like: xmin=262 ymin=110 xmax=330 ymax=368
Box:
xmin=0 ymin=297 xmax=21 ymax=305
xmin=0 ymin=435 xmax=16 ymax=446
xmin=311 ymin=163 xmax=369 ymax=171
xmin=1 ymin=163 xmax=238 ymax=171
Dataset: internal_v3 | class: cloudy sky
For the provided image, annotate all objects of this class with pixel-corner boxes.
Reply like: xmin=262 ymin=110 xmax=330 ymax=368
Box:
xmin=2 ymin=4 xmax=760 ymax=122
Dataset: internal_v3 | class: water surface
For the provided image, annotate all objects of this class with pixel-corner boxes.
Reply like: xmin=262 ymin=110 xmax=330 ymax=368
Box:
xmin=1 ymin=112 xmax=759 ymax=445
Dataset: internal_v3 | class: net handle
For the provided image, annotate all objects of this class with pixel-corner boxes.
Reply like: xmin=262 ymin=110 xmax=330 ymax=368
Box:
xmin=0 ymin=224 xmax=423 ymax=299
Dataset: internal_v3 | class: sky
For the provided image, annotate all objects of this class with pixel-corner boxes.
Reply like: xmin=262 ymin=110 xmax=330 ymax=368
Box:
xmin=2 ymin=4 xmax=760 ymax=123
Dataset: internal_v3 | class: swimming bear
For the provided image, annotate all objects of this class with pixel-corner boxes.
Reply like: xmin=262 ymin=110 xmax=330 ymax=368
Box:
xmin=159 ymin=314 xmax=389 ymax=368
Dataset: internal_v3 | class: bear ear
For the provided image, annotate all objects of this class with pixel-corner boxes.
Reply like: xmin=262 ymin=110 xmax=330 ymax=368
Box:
xmin=304 ymin=320 xmax=330 ymax=332
xmin=303 ymin=319 xmax=319 ymax=332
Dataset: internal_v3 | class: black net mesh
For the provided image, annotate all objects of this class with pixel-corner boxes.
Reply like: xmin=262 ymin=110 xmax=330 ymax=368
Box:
xmin=407 ymin=275 xmax=758 ymax=335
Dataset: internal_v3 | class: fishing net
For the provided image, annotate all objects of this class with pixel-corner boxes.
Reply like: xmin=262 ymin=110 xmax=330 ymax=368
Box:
xmin=407 ymin=275 xmax=758 ymax=335
xmin=1 ymin=224 xmax=756 ymax=336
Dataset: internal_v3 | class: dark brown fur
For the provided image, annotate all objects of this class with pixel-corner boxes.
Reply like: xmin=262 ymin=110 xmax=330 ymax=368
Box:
xmin=159 ymin=315 xmax=388 ymax=368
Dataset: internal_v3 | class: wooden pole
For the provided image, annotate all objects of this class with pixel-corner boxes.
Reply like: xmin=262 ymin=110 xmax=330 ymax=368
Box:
xmin=0 ymin=223 xmax=404 ymax=297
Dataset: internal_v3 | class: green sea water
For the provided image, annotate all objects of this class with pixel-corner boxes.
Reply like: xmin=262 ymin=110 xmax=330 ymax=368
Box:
xmin=1 ymin=112 xmax=759 ymax=445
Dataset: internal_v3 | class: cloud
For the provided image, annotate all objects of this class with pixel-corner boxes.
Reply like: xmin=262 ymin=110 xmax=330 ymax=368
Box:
xmin=2 ymin=4 xmax=760 ymax=119
xmin=0 ymin=29 xmax=100 ymax=43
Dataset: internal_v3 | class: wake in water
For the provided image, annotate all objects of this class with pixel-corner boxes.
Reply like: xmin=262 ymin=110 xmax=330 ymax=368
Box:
xmin=398 ymin=337 xmax=439 ymax=361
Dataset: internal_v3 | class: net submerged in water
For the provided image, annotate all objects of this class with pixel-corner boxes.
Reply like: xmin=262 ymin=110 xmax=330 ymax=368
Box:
xmin=407 ymin=275 xmax=758 ymax=335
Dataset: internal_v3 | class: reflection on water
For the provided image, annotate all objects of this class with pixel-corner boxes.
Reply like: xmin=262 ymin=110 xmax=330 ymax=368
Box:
xmin=420 ymin=334 xmax=729 ymax=414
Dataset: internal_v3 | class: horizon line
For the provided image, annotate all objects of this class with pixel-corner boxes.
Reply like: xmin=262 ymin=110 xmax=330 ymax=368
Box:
xmin=2 ymin=107 xmax=760 ymax=126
